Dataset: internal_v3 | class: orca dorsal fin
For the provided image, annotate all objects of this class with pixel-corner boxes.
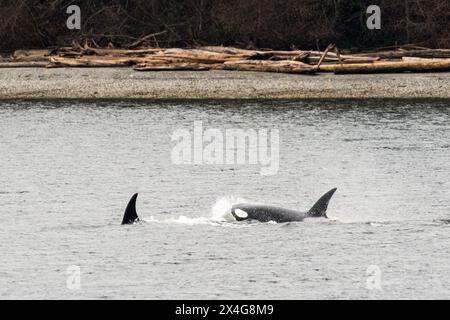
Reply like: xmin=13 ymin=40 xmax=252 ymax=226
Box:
xmin=121 ymin=193 xmax=140 ymax=224
xmin=307 ymin=188 xmax=337 ymax=217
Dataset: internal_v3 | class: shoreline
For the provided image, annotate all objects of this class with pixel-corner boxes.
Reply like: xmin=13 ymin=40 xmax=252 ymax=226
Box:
xmin=1 ymin=68 xmax=450 ymax=100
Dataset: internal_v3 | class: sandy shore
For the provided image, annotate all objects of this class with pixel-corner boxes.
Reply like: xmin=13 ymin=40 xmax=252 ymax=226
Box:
xmin=0 ymin=68 xmax=449 ymax=100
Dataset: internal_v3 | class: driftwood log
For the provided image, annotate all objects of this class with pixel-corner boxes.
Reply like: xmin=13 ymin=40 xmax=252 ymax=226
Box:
xmin=0 ymin=61 xmax=49 ymax=68
xmin=148 ymin=48 xmax=262 ymax=63
xmin=12 ymin=49 xmax=54 ymax=62
xmin=80 ymin=47 xmax=162 ymax=56
xmin=332 ymin=60 xmax=450 ymax=74
xmin=356 ymin=49 xmax=450 ymax=59
xmin=135 ymin=62 xmax=222 ymax=71
xmin=1 ymin=45 xmax=450 ymax=75
xmin=49 ymin=56 xmax=135 ymax=67
xmin=401 ymin=57 xmax=450 ymax=62
xmin=223 ymin=60 xmax=316 ymax=74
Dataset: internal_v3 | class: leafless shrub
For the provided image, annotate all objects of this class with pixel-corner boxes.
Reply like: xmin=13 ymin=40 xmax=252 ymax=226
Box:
xmin=0 ymin=0 xmax=448 ymax=52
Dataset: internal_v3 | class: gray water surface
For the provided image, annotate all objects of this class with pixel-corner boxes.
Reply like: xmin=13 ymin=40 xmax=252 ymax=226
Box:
xmin=0 ymin=100 xmax=449 ymax=299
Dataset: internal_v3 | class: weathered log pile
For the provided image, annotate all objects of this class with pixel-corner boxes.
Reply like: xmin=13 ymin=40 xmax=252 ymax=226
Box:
xmin=2 ymin=43 xmax=450 ymax=75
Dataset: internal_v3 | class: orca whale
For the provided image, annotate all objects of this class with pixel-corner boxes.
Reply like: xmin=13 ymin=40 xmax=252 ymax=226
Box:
xmin=121 ymin=188 xmax=337 ymax=224
xmin=231 ymin=188 xmax=337 ymax=223
xmin=122 ymin=193 xmax=140 ymax=224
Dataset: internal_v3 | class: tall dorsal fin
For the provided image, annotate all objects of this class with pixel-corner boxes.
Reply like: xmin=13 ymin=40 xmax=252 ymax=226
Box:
xmin=121 ymin=193 xmax=140 ymax=225
xmin=308 ymin=188 xmax=337 ymax=217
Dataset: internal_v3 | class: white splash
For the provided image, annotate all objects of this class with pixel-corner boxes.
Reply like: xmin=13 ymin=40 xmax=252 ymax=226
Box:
xmin=140 ymin=196 xmax=249 ymax=225
xmin=211 ymin=196 xmax=248 ymax=222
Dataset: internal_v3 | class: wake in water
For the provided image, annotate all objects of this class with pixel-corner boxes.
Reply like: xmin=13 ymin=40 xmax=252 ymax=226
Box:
xmin=141 ymin=196 xmax=247 ymax=226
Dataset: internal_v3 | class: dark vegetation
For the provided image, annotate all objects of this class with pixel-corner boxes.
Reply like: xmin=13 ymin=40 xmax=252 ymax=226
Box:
xmin=1 ymin=0 xmax=449 ymax=53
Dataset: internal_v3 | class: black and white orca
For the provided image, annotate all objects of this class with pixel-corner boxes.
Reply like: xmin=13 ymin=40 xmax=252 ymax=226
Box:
xmin=230 ymin=188 xmax=337 ymax=223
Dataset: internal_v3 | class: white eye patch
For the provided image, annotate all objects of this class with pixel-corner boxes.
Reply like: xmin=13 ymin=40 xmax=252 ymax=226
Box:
xmin=234 ymin=209 xmax=248 ymax=219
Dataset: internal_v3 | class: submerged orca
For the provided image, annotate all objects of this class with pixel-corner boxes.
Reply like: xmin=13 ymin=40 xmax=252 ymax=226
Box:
xmin=122 ymin=193 xmax=140 ymax=224
xmin=231 ymin=188 xmax=337 ymax=223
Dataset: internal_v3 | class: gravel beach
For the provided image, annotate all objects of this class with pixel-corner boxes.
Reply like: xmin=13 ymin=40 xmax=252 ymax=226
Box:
xmin=0 ymin=68 xmax=449 ymax=100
